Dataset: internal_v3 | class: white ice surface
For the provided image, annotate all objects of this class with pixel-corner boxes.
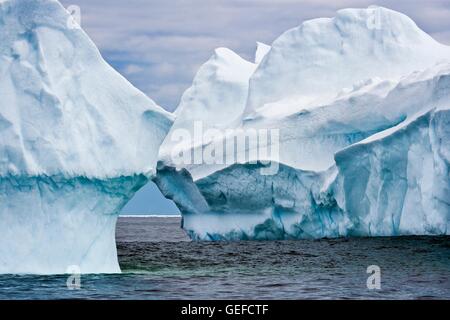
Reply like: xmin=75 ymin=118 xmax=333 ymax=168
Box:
xmin=244 ymin=6 xmax=450 ymax=119
xmin=254 ymin=42 xmax=271 ymax=64
xmin=161 ymin=48 xmax=256 ymax=155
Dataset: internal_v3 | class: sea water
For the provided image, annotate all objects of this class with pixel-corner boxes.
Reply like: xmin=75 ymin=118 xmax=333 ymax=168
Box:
xmin=0 ymin=216 xmax=448 ymax=300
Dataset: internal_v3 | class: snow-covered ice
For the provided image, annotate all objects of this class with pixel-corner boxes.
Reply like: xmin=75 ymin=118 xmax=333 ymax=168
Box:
xmin=0 ymin=0 xmax=173 ymax=274
xmin=245 ymin=6 xmax=450 ymax=118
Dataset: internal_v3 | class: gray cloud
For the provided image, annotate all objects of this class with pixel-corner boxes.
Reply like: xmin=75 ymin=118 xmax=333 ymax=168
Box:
xmin=60 ymin=0 xmax=450 ymax=111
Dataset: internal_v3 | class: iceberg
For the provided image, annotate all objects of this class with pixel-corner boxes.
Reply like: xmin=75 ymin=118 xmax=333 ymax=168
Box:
xmin=163 ymin=48 xmax=257 ymax=150
xmin=334 ymin=107 xmax=450 ymax=236
xmin=155 ymin=7 xmax=450 ymax=240
xmin=254 ymin=42 xmax=270 ymax=65
xmin=0 ymin=0 xmax=173 ymax=273
xmin=244 ymin=6 xmax=450 ymax=118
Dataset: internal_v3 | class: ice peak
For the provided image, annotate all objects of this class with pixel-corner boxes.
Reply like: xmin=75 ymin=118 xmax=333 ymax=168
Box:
xmin=244 ymin=6 xmax=450 ymax=117
xmin=213 ymin=47 xmax=238 ymax=58
xmin=0 ymin=0 xmax=173 ymax=177
xmin=334 ymin=6 xmax=427 ymax=40
xmin=197 ymin=47 xmax=256 ymax=84
xmin=255 ymin=42 xmax=271 ymax=64
xmin=163 ymin=47 xmax=256 ymax=151
xmin=211 ymin=47 xmax=254 ymax=69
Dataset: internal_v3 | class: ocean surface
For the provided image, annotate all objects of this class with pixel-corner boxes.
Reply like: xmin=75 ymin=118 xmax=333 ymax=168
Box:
xmin=0 ymin=216 xmax=449 ymax=300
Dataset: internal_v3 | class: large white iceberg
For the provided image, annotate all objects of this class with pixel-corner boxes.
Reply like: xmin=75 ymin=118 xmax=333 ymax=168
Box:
xmin=0 ymin=0 xmax=173 ymax=273
xmin=155 ymin=6 xmax=450 ymax=240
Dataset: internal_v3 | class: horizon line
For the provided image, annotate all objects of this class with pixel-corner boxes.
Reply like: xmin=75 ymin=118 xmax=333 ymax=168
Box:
xmin=120 ymin=214 xmax=181 ymax=218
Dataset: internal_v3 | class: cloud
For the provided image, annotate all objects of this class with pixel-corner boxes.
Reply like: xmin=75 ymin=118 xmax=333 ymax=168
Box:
xmin=123 ymin=64 xmax=144 ymax=75
xmin=60 ymin=0 xmax=450 ymax=111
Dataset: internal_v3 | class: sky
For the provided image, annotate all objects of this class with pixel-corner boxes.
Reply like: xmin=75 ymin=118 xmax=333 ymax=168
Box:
xmin=58 ymin=0 xmax=450 ymax=214
xmin=60 ymin=0 xmax=450 ymax=111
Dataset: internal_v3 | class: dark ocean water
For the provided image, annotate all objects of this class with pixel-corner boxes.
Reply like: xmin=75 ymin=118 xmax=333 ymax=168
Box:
xmin=0 ymin=216 xmax=449 ymax=300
